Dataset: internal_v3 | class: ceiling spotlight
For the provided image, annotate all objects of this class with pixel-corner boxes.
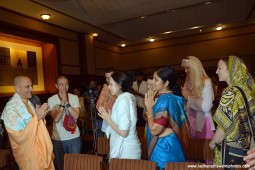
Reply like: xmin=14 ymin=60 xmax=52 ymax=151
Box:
xmin=140 ymin=16 xmax=146 ymax=19
xmin=149 ymin=38 xmax=155 ymax=42
xmin=216 ymin=26 xmax=223 ymax=31
xmin=92 ymin=33 xmax=98 ymax=37
xmin=199 ymin=29 xmax=202 ymax=32
xmin=163 ymin=31 xmax=173 ymax=34
xmin=121 ymin=44 xmax=126 ymax=47
xmin=190 ymin=26 xmax=200 ymax=29
xmin=41 ymin=14 xmax=51 ymax=20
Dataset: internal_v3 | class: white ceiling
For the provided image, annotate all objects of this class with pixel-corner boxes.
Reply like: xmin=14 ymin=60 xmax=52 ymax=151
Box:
xmin=1 ymin=0 xmax=255 ymax=46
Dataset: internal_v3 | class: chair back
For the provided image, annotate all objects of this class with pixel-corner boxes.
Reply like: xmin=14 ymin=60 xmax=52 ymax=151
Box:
xmin=187 ymin=139 xmax=214 ymax=161
xmin=109 ymin=158 xmax=157 ymax=170
xmin=97 ymin=137 xmax=110 ymax=155
xmin=136 ymin=126 xmax=145 ymax=138
xmin=0 ymin=149 xmax=10 ymax=168
xmin=64 ymin=153 xmax=103 ymax=170
xmin=139 ymin=137 xmax=148 ymax=160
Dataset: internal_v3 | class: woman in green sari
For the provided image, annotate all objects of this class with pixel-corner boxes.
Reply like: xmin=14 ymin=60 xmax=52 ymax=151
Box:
xmin=209 ymin=56 xmax=255 ymax=165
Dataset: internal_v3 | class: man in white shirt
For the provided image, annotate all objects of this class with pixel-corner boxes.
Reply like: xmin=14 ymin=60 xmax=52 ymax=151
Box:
xmin=48 ymin=76 xmax=81 ymax=170
xmin=105 ymin=67 xmax=114 ymax=84
xmin=132 ymin=70 xmax=147 ymax=126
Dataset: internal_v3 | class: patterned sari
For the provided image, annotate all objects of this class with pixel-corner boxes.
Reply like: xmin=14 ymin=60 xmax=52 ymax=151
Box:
xmin=146 ymin=93 xmax=190 ymax=169
xmin=213 ymin=56 xmax=255 ymax=164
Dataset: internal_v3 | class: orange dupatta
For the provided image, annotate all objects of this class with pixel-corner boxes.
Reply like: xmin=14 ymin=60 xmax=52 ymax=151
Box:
xmin=7 ymin=116 xmax=54 ymax=170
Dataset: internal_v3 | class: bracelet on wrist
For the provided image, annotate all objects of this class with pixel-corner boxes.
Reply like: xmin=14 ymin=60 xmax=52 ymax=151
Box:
xmin=65 ymin=103 xmax=71 ymax=108
xmin=59 ymin=104 xmax=65 ymax=108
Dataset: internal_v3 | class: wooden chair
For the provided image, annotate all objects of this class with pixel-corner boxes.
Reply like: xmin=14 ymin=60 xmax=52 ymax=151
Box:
xmin=109 ymin=158 xmax=157 ymax=170
xmin=64 ymin=154 xmax=103 ymax=170
xmin=80 ymin=134 xmax=95 ymax=154
xmin=97 ymin=136 xmax=110 ymax=169
xmin=139 ymin=137 xmax=148 ymax=160
xmin=5 ymin=150 xmax=18 ymax=170
xmin=136 ymin=126 xmax=145 ymax=139
xmin=0 ymin=149 xmax=10 ymax=169
xmin=97 ymin=137 xmax=110 ymax=156
xmin=187 ymin=139 xmax=214 ymax=161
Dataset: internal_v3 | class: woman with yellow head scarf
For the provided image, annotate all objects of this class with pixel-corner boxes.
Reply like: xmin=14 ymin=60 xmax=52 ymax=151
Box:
xmin=209 ymin=56 xmax=255 ymax=165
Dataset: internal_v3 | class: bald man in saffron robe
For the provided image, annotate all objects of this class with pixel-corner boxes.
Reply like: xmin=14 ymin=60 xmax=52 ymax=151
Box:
xmin=1 ymin=76 xmax=54 ymax=170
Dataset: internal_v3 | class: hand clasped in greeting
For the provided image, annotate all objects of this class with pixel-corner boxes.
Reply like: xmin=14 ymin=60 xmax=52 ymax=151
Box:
xmin=98 ymin=106 xmax=111 ymax=123
xmin=145 ymin=90 xmax=155 ymax=109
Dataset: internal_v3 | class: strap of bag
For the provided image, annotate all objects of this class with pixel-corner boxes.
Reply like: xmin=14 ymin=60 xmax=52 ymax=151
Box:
xmin=234 ymin=86 xmax=251 ymax=117
xmin=147 ymin=127 xmax=167 ymax=158
xmin=57 ymin=93 xmax=70 ymax=115
xmin=220 ymin=86 xmax=253 ymax=164
xmin=234 ymin=86 xmax=254 ymax=144
xmin=222 ymin=138 xmax=226 ymax=164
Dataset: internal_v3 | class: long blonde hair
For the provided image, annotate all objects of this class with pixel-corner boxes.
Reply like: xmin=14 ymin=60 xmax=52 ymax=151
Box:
xmin=183 ymin=56 xmax=210 ymax=98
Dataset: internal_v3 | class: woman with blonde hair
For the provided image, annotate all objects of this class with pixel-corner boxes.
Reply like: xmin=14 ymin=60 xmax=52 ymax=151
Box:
xmin=181 ymin=56 xmax=215 ymax=139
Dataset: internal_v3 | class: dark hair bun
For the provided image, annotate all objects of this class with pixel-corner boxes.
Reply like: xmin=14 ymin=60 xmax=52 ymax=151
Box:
xmin=112 ymin=72 xmax=133 ymax=93
xmin=157 ymin=67 xmax=182 ymax=96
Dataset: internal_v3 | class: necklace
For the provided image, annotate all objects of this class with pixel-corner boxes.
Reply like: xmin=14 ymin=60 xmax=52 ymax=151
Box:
xmin=156 ymin=91 xmax=172 ymax=98
xmin=160 ymin=90 xmax=172 ymax=94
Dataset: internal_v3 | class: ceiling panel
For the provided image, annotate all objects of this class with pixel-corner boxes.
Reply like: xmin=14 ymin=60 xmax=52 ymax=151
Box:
xmin=102 ymin=0 xmax=255 ymax=40
xmin=0 ymin=0 xmax=254 ymax=45
xmin=76 ymin=0 xmax=209 ymax=25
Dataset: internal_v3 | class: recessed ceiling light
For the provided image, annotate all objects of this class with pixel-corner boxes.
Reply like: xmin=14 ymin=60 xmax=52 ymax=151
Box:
xmin=121 ymin=44 xmax=126 ymax=47
xmin=140 ymin=16 xmax=146 ymax=19
xmin=149 ymin=38 xmax=155 ymax=42
xmin=205 ymin=2 xmax=211 ymax=5
xmin=92 ymin=33 xmax=98 ymax=37
xmin=190 ymin=26 xmax=200 ymax=29
xmin=41 ymin=14 xmax=51 ymax=20
xmin=216 ymin=26 xmax=223 ymax=31
xmin=199 ymin=29 xmax=202 ymax=32
xmin=163 ymin=31 xmax=173 ymax=34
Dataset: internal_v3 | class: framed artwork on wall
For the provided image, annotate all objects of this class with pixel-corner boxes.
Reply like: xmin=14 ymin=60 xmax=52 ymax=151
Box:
xmin=0 ymin=39 xmax=45 ymax=94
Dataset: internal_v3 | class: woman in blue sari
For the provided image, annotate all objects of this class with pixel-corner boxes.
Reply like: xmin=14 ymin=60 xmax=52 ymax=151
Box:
xmin=145 ymin=67 xmax=189 ymax=170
